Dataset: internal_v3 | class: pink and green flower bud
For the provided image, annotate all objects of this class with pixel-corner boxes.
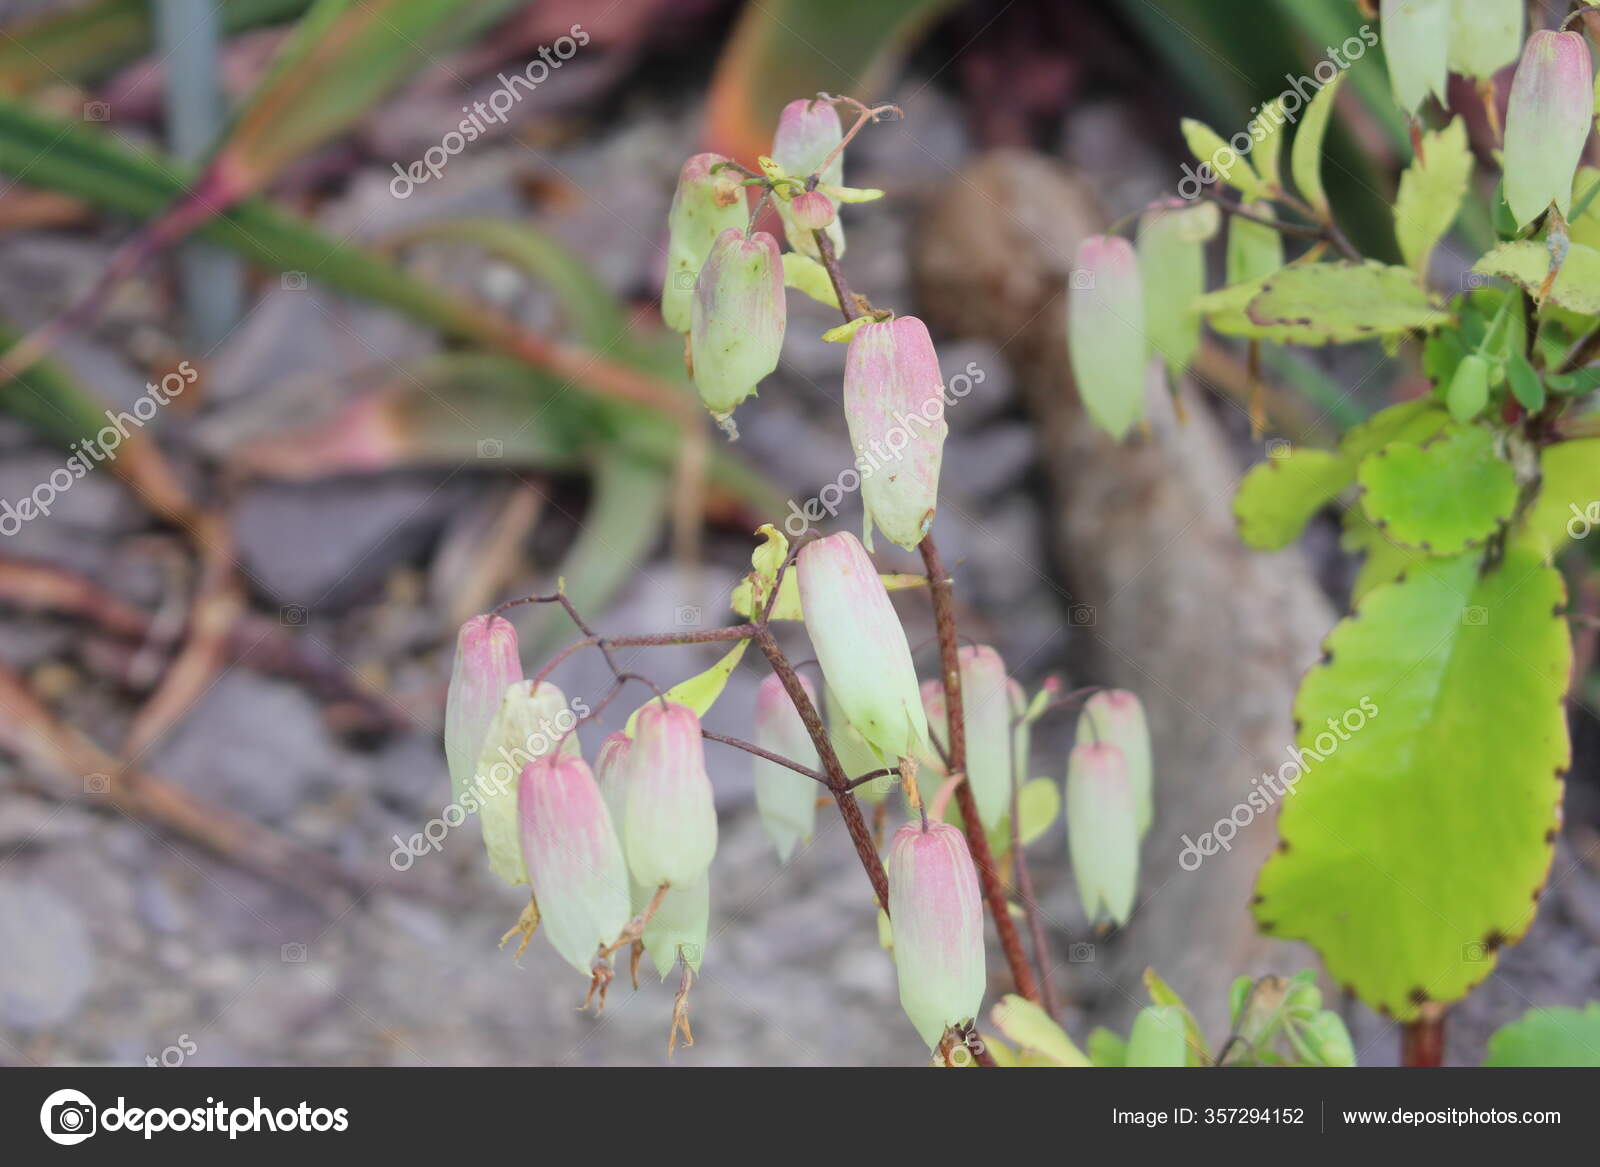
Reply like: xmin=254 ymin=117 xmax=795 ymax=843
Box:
xmin=1076 ymin=690 xmax=1153 ymax=838
xmin=662 ymin=153 xmax=748 ymax=334
xmin=1447 ymin=0 xmax=1522 ymax=80
xmin=773 ymin=98 xmax=845 ymax=259
xmin=690 ymin=227 xmax=786 ymax=420
xmin=954 ymin=645 xmax=1013 ymax=832
xmin=753 ymin=673 xmax=821 ymax=860
xmin=843 ymin=316 xmax=948 ymax=551
xmin=623 ymin=701 xmax=718 ymax=888
xmin=1065 ymin=742 xmax=1138 ymax=926
xmin=1068 ymin=235 xmax=1147 ymax=440
xmin=1504 ymin=29 xmax=1595 ymax=228
xmin=886 ymin=822 xmax=986 ymax=1048
xmin=642 ymin=874 xmax=709 ymax=978
xmin=789 ymin=189 xmax=836 ymax=232
xmin=518 ymin=753 xmax=631 ymax=976
xmin=918 ymin=678 xmax=953 ymax=785
xmin=475 ymin=679 xmax=580 ymax=885
xmin=594 ymin=731 xmax=632 ymax=827
xmin=797 ymin=531 xmax=929 ymax=764
xmin=444 ymin=614 xmax=521 ymax=805
xmin=1381 ymin=0 xmax=1450 ymax=113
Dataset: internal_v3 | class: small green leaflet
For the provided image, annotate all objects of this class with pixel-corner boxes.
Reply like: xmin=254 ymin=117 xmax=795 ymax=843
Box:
xmin=1474 ymin=241 xmax=1600 ymax=316
xmin=1225 ymin=206 xmax=1285 ymax=286
xmin=1254 ymin=548 xmax=1569 ymax=1021
xmin=1484 ymin=1004 xmax=1600 ymax=1067
xmin=1290 ymin=71 xmax=1343 ymax=216
xmin=1516 ymin=439 xmax=1600 ymax=559
xmin=781 ymin=252 xmax=839 ymax=309
xmin=622 ymin=639 xmax=749 ymax=735
xmin=1394 ymin=118 xmax=1472 ymax=278
xmin=989 ymin=994 xmax=1092 ymax=1067
xmin=1356 ymin=425 xmax=1518 ymax=553
xmin=1180 ymin=118 xmax=1269 ymax=201
xmin=1233 ymin=448 xmax=1350 ymax=550
xmin=1505 ymin=351 xmax=1545 ymax=411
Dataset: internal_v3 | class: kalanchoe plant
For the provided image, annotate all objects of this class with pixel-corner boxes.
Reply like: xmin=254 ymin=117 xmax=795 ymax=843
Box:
xmin=439 ymin=94 xmax=1159 ymax=1063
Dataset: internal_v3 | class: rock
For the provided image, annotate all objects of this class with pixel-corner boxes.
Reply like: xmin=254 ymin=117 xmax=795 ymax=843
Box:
xmin=0 ymin=878 xmax=95 ymax=1031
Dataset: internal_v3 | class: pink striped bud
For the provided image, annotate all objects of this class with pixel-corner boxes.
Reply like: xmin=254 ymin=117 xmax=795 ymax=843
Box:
xmin=444 ymin=614 xmax=521 ymax=805
xmin=789 ymin=189 xmax=836 ymax=232
xmin=1067 ymin=235 xmax=1147 ymax=440
xmin=475 ymin=680 xmax=580 ymax=885
xmin=1065 ymin=742 xmax=1139 ymax=925
xmin=1077 ymin=690 xmax=1153 ymax=838
xmin=886 ymin=822 xmax=986 ymax=1047
xmin=690 ymin=228 xmax=786 ymax=420
xmin=623 ymin=701 xmax=718 ymax=888
xmin=517 ymin=754 xmax=632 ymax=976
xmin=593 ymin=731 xmax=632 ymax=826
xmin=773 ymin=98 xmax=845 ymax=259
xmin=918 ymin=678 xmax=951 ymax=780
xmin=662 ymin=153 xmax=748 ymax=333
xmin=1504 ymin=29 xmax=1595 ymax=228
xmin=843 ymin=316 xmax=948 ymax=551
xmin=797 ymin=532 xmax=928 ymax=763
xmin=753 ymin=673 xmax=821 ymax=860
xmin=955 ymin=645 xmax=1012 ymax=831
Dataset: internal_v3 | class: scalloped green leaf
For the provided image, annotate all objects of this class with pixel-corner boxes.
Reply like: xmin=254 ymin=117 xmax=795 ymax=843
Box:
xmin=1474 ymin=241 xmax=1600 ymax=316
xmin=1356 ymin=426 xmax=1517 ymax=553
xmin=1234 ymin=448 xmax=1351 ymax=550
xmin=1244 ymin=263 xmax=1452 ymax=345
xmin=1254 ymin=548 xmax=1570 ymax=1021
xmin=1394 ymin=118 xmax=1472 ymax=278
xmin=1340 ymin=507 xmax=1436 ymax=602
xmin=1484 ymin=1004 xmax=1600 ymax=1067
xmin=1517 ymin=439 xmax=1600 ymax=559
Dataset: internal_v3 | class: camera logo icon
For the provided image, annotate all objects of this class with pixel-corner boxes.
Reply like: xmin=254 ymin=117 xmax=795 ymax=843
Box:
xmin=282 ymin=942 xmax=308 ymax=963
xmin=279 ymin=604 xmax=307 ymax=627
xmin=1068 ymin=942 xmax=1096 ymax=963
xmin=281 ymin=271 xmax=308 ymax=291
xmin=1266 ymin=439 xmax=1292 ymax=459
xmin=82 ymin=102 xmax=111 ymax=123
xmin=40 ymin=1088 xmax=96 ymax=1145
xmin=1462 ymin=606 xmax=1488 ymax=627
xmin=1069 ymin=604 xmax=1096 ymax=627
xmin=673 ymin=271 xmax=697 ymax=290
xmin=83 ymin=772 xmax=111 ymax=795
xmin=477 ymin=438 xmax=503 ymax=459
xmin=674 ymin=605 xmax=702 ymax=627
xmin=1068 ymin=268 xmax=1096 ymax=291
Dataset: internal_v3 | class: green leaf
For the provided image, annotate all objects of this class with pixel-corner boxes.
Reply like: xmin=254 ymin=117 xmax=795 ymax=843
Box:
xmin=1243 ymin=262 xmax=1451 ymax=345
xmin=1505 ymin=352 xmax=1546 ymax=412
xmin=1016 ymin=776 xmax=1061 ymax=847
xmin=781 ymin=253 xmax=841 ymax=310
xmin=1341 ymin=507 xmax=1433 ymax=601
xmin=989 ymin=994 xmax=1092 ymax=1067
xmin=1180 ymin=118 xmax=1269 ymax=201
xmin=1357 ymin=426 xmax=1518 ymax=553
xmin=1233 ymin=448 xmax=1350 ymax=550
xmin=821 ymin=315 xmax=874 ymax=343
xmin=1394 ymin=118 xmax=1472 ymax=277
xmin=1484 ymin=1004 xmax=1600 ymax=1067
xmin=1142 ymin=967 xmax=1211 ymax=1066
xmin=1254 ymin=548 xmax=1570 ymax=1021
xmin=1225 ymin=208 xmax=1285 ymax=287
xmin=1125 ymin=1005 xmax=1190 ymax=1067
xmin=623 ymin=640 xmax=750 ymax=737
xmin=1253 ymin=99 xmax=1287 ymax=191
xmin=1474 ymin=241 xmax=1600 ymax=316
xmin=1290 ymin=71 xmax=1344 ymax=216
xmin=1516 ymin=439 xmax=1600 ymax=559
xmin=1087 ymin=1026 xmax=1127 ymax=1068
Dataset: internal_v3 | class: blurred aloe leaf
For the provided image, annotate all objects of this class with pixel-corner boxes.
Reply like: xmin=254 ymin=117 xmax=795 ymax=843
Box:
xmin=0 ymin=0 xmax=310 ymax=96
xmin=706 ymin=0 xmax=955 ymax=161
xmin=213 ymin=0 xmax=525 ymax=197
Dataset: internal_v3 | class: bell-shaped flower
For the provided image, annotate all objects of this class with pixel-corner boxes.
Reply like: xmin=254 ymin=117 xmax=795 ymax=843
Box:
xmin=1065 ymin=741 xmax=1139 ymax=926
xmin=1447 ymin=0 xmax=1522 ymax=80
xmin=1381 ymin=0 xmax=1449 ymax=113
xmin=772 ymin=98 xmax=845 ymax=259
xmin=797 ymin=531 xmax=928 ymax=764
xmin=1504 ymin=29 xmax=1595 ymax=228
xmin=517 ymin=753 xmax=632 ymax=977
xmin=953 ymin=645 xmax=1013 ymax=832
xmin=1068 ymin=235 xmax=1147 ymax=440
xmin=844 ymin=316 xmax=948 ymax=551
xmin=886 ymin=822 xmax=986 ymax=1048
xmin=475 ymin=680 xmax=580 ymax=885
xmin=690 ymin=227 xmax=786 ymax=421
xmin=642 ymin=874 xmax=709 ymax=979
xmin=661 ymin=153 xmax=748 ymax=334
xmin=1076 ymin=689 xmax=1153 ymax=838
xmin=444 ymin=614 xmax=521 ymax=805
xmin=753 ymin=673 xmax=821 ymax=860
xmin=623 ymin=701 xmax=718 ymax=889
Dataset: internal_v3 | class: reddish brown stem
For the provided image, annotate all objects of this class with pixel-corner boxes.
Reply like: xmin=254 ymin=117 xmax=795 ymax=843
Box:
xmin=920 ymin=535 xmax=1042 ymax=1005
xmin=1401 ymin=1016 xmax=1446 ymax=1067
